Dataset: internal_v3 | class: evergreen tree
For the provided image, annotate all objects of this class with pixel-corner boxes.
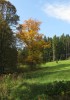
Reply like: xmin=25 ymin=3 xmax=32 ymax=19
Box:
xmin=0 ymin=16 xmax=17 ymax=73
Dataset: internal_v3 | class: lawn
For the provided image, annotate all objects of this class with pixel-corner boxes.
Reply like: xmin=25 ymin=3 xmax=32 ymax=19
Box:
xmin=0 ymin=60 xmax=70 ymax=100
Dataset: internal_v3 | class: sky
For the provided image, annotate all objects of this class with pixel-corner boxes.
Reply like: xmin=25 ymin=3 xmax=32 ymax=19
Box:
xmin=9 ymin=0 xmax=70 ymax=37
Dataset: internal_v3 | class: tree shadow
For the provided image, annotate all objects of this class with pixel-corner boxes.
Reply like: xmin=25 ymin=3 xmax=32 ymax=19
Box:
xmin=12 ymin=82 xmax=70 ymax=100
xmin=23 ymin=63 xmax=70 ymax=79
xmin=12 ymin=82 xmax=48 ymax=100
xmin=41 ymin=63 xmax=70 ymax=71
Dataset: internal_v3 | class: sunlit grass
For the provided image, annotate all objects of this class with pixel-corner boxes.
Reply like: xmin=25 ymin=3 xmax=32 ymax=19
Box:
xmin=25 ymin=60 xmax=70 ymax=84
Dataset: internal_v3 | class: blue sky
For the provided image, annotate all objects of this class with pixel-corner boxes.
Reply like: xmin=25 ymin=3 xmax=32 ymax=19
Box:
xmin=9 ymin=0 xmax=70 ymax=37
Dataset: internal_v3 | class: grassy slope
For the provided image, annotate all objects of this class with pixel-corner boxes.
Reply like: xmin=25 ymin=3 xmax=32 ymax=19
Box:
xmin=0 ymin=60 xmax=70 ymax=99
xmin=25 ymin=60 xmax=70 ymax=84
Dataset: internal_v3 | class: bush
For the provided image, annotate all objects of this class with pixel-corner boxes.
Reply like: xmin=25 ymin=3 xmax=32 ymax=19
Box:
xmin=46 ymin=81 xmax=70 ymax=100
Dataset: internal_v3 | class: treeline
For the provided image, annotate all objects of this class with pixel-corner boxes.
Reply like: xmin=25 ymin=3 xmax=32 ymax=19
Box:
xmin=18 ymin=33 xmax=70 ymax=67
xmin=43 ymin=34 xmax=70 ymax=62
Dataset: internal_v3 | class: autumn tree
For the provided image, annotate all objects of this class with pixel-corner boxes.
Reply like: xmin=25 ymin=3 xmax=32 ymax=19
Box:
xmin=17 ymin=19 xmax=50 ymax=69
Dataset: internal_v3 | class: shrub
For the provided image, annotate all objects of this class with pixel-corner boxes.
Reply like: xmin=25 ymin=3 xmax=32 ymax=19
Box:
xmin=46 ymin=81 xmax=70 ymax=100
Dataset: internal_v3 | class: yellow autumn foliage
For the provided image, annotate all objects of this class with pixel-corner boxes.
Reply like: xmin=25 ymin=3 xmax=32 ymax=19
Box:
xmin=17 ymin=18 xmax=50 ymax=66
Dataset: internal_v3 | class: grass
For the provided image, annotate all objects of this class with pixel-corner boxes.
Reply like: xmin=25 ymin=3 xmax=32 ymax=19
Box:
xmin=24 ymin=60 xmax=70 ymax=84
xmin=0 ymin=60 xmax=70 ymax=99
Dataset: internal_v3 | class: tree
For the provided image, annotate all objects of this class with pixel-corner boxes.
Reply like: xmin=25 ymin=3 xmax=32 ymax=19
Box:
xmin=60 ymin=34 xmax=66 ymax=60
xmin=0 ymin=0 xmax=19 ymax=26
xmin=52 ymin=35 xmax=57 ymax=61
xmin=0 ymin=17 xmax=17 ymax=73
xmin=42 ymin=36 xmax=53 ymax=62
xmin=17 ymin=19 xmax=50 ymax=69
xmin=0 ymin=0 xmax=19 ymax=73
xmin=52 ymin=35 xmax=61 ymax=61
xmin=65 ymin=34 xmax=70 ymax=59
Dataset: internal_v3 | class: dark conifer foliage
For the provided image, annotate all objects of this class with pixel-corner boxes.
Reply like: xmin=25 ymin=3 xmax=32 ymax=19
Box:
xmin=43 ymin=34 xmax=70 ymax=62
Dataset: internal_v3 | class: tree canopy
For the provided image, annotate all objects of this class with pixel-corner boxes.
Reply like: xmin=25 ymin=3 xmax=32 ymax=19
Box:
xmin=17 ymin=19 xmax=50 ymax=68
xmin=0 ymin=0 xmax=19 ymax=26
xmin=0 ymin=12 xmax=17 ymax=73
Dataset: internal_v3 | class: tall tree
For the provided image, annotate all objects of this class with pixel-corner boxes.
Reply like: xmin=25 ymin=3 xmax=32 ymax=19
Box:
xmin=52 ymin=35 xmax=57 ymax=61
xmin=0 ymin=0 xmax=19 ymax=26
xmin=17 ymin=19 xmax=50 ymax=69
xmin=43 ymin=36 xmax=52 ymax=62
xmin=0 ymin=17 xmax=17 ymax=73
xmin=65 ymin=34 xmax=70 ymax=59
xmin=0 ymin=0 xmax=19 ymax=73
xmin=60 ymin=34 xmax=66 ymax=59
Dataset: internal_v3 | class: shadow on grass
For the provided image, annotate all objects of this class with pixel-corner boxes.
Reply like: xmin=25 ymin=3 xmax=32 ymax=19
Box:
xmin=11 ymin=82 xmax=49 ymax=100
xmin=41 ymin=63 xmax=70 ymax=71
xmin=17 ymin=63 xmax=70 ymax=73
xmin=23 ymin=63 xmax=70 ymax=79
xmin=12 ymin=82 xmax=70 ymax=100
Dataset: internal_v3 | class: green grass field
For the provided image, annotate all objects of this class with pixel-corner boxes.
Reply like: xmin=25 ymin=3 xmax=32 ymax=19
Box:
xmin=0 ymin=60 xmax=70 ymax=99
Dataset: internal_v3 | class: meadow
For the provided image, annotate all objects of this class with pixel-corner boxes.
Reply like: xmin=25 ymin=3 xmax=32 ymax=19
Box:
xmin=0 ymin=60 xmax=70 ymax=100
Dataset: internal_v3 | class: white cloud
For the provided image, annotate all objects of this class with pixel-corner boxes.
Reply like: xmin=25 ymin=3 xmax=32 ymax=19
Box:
xmin=43 ymin=3 xmax=70 ymax=23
